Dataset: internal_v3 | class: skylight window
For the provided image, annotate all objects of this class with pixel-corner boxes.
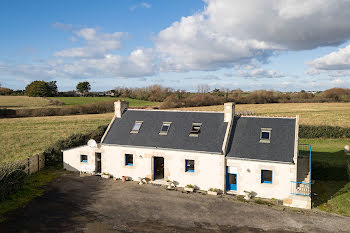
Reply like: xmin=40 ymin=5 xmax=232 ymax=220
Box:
xmin=189 ymin=123 xmax=202 ymax=137
xmin=131 ymin=121 xmax=143 ymax=133
xmin=260 ymin=128 xmax=272 ymax=143
xmin=159 ymin=122 xmax=171 ymax=135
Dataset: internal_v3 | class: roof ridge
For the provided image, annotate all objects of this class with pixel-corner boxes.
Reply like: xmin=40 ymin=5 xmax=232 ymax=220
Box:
xmin=127 ymin=109 xmax=224 ymax=114
xmin=238 ymin=115 xmax=296 ymax=119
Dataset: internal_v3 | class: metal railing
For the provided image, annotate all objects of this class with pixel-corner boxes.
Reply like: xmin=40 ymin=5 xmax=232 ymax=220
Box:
xmin=290 ymin=181 xmax=311 ymax=197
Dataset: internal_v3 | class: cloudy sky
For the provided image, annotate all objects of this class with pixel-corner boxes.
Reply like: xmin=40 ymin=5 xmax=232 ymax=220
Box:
xmin=1 ymin=0 xmax=350 ymax=92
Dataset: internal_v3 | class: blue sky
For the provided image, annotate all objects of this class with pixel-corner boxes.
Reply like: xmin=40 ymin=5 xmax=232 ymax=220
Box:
xmin=1 ymin=0 xmax=350 ymax=92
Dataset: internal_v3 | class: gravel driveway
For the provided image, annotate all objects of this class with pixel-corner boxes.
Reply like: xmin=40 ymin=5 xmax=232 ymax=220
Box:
xmin=1 ymin=173 xmax=349 ymax=233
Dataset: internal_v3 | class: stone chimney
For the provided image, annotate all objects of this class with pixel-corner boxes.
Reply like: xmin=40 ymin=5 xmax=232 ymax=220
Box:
xmin=224 ymin=102 xmax=235 ymax=122
xmin=115 ymin=100 xmax=129 ymax=118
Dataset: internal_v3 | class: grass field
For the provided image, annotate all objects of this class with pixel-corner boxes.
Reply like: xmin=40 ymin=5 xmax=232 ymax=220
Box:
xmin=49 ymin=97 xmax=159 ymax=107
xmin=179 ymin=102 xmax=350 ymax=127
xmin=0 ymin=96 xmax=159 ymax=110
xmin=0 ymin=96 xmax=52 ymax=109
xmin=0 ymin=113 xmax=113 ymax=163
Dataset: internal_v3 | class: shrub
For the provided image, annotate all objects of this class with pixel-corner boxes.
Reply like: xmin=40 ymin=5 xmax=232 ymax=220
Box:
xmin=0 ymin=162 xmax=27 ymax=201
xmin=299 ymin=125 xmax=350 ymax=138
xmin=186 ymin=184 xmax=194 ymax=188
xmin=44 ymin=125 xmax=108 ymax=166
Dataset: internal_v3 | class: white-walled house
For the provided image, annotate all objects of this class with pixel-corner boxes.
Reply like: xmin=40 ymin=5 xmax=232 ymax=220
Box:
xmin=63 ymin=101 xmax=311 ymax=209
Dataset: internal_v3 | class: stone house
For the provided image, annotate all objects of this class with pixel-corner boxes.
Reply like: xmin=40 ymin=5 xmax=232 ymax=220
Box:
xmin=63 ymin=101 xmax=311 ymax=209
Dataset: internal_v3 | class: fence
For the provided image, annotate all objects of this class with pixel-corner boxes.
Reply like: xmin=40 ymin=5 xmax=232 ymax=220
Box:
xmin=290 ymin=181 xmax=311 ymax=197
xmin=19 ymin=153 xmax=45 ymax=175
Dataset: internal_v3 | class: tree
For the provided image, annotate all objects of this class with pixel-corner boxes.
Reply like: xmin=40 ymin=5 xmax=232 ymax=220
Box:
xmin=47 ymin=81 xmax=58 ymax=96
xmin=76 ymin=82 xmax=91 ymax=96
xmin=25 ymin=81 xmax=56 ymax=97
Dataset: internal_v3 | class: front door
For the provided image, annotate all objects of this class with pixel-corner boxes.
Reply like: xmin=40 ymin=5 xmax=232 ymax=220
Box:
xmin=154 ymin=157 xmax=164 ymax=180
xmin=95 ymin=153 xmax=101 ymax=174
xmin=226 ymin=167 xmax=237 ymax=191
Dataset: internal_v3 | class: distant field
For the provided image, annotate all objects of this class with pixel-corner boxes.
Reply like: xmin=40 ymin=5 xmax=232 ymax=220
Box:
xmin=178 ymin=102 xmax=350 ymax=127
xmin=0 ymin=113 xmax=113 ymax=163
xmin=49 ymin=97 xmax=159 ymax=107
xmin=0 ymin=96 xmax=159 ymax=110
xmin=0 ymin=96 xmax=52 ymax=109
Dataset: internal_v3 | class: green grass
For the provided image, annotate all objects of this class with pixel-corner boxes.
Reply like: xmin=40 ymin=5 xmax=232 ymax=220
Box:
xmin=0 ymin=96 xmax=52 ymax=109
xmin=49 ymin=97 xmax=159 ymax=107
xmin=301 ymin=138 xmax=350 ymax=216
xmin=0 ymin=167 xmax=62 ymax=222
xmin=0 ymin=113 xmax=113 ymax=163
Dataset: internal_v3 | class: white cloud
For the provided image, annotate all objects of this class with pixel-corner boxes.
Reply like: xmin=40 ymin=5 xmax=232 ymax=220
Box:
xmin=130 ymin=2 xmax=151 ymax=11
xmin=308 ymin=44 xmax=350 ymax=76
xmin=237 ymin=68 xmax=285 ymax=78
xmin=55 ymin=27 xmax=125 ymax=58
xmin=0 ymin=48 xmax=156 ymax=80
xmin=156 ymin=0 xmax=350 ymax=72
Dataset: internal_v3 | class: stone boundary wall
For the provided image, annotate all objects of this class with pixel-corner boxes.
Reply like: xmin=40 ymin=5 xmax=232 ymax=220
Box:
xmin=19 ymin=154 xmax=45 ymax=175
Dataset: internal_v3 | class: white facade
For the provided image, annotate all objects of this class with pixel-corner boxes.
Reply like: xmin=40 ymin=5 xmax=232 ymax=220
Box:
xmin=63 ymin=144 xmax=296 ymax=201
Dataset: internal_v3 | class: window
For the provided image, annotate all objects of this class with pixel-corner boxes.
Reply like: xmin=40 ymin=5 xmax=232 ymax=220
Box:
xmin=80 ymin=155 xmax=88 ymax=163
xmin=189 ymin=123 xmax=202 ymax=137
xmin=125 ymin=154 xmax=133 ymax=166
xmin=159 ymin=122 xmax=171 ymax=135
xmin=260 ymin=128 xmax=272 ymax=143
xmin=131 ymin=121 xmax=143 ymax=133
xmin=185 ymin=159 xmax=195 ymax=172
xmin=261 ymin=170 xmax=272 ymax=184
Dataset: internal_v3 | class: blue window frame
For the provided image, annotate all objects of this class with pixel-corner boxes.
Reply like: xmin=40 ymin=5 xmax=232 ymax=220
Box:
xmin=185 ymin=160 xmax=195 ymax=172
xmin=125 ymin=154 xmax=133 ymax=166
xmin=261 ymin=170 xmax=272 ymax=184
xmin=80 ymin=155 xmax=88 ymax=163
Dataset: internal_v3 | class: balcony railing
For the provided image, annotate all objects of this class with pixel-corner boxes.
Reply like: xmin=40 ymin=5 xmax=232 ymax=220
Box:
xmin=290 ymin=181 xmax=311 ymax=197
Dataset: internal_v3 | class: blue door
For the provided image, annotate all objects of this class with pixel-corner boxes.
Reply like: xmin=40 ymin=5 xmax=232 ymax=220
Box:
xmin=226 ymin=167 xmax=237 ymax=191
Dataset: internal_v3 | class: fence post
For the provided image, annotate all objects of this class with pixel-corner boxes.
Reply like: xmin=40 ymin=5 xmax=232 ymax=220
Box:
xmin=27 ymin=157 xmax=30 ymax=175
xmin=37 ymin=154 xmax=40 ymax=171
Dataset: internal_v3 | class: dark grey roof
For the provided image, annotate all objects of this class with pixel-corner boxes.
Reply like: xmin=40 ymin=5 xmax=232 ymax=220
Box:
xmin=102 ymin=110 xmax=228 ymax=153
xmin=226 ymin=116 xmax=296 ymax=163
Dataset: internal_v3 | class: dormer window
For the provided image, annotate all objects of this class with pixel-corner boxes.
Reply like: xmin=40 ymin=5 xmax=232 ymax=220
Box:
xmin=189 ymin=123 xmax=202 ymax=137
xmin=260 ymin=128 xmax=271 ymax=143
xmin=159 ymin=122 xmax=171 ymax=135
xmin=131 ymin=121 xmax=143 ymax=134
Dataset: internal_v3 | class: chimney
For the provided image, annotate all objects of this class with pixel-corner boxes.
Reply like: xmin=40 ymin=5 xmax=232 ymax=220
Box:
xmin=115 ymin=100 xmax=129 ymax=118
xmin=224 ymin=102 xmax=235 ymax=122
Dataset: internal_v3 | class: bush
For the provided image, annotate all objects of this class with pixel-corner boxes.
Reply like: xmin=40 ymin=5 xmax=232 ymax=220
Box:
xmin=44 ymin=125 xmax=108 ymax=166
xmin=0 ymin=162 xmax=27 ymax=201
xmin=299 ymin=125 xmax=350 ymax=138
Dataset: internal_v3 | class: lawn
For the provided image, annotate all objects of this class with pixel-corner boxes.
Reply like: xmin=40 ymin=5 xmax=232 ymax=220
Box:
xmin=0 ymin=96 xmax=52 ymax=109
xmin=0 ymin=113 xmax=113 ymax=163
xmin=179 ymin=102 xmax=350 ymax=127
xmin=300 ymin=138 xmax=350 ymax=216
xmin=49 ymin=97 xmax=159 ymax=107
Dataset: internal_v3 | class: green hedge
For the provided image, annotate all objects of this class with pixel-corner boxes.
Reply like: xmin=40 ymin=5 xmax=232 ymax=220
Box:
xmin=299 ymin=125 xmax=350 ymax=138
xmin=0 ymin=162 xmax=27 ymax=201
xmin=44 ymin=124 xmax=108 ymax=166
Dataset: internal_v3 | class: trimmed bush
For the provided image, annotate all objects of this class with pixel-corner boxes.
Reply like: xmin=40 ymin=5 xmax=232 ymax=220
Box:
xmin=299 ymin=125 xmax=350 ymax=138
xmin=0 ymin=162 xmax=27 ymax=201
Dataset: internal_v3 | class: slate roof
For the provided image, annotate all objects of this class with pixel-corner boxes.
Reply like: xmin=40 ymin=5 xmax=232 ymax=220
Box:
xmin=102 ymin=110 xmax=228 ymax=153
xmin=226 ymin=116 xmax=296 ymax=163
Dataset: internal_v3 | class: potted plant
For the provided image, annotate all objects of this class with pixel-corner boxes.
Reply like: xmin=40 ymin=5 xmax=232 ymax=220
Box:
xmin=166 ymin=180 xmax=176 ymax=190
xmin=101 ymin=173 xmax=110 ymax=179
xmin=208 ymin=188 xmax=219 ymax=196
xmin=184 ymin=184 xmax=194 ymax=192
xmin=122 ymin=176 xmax=127 ymax=182
xmin=244 ymin=190 xmax=252 ymax=200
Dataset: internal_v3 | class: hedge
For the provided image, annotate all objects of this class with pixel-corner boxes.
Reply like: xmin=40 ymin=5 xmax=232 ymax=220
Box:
xmin=299 ymin=125 xmax=350 ymax=138
xmin=0 ymin=101 xmax=115 ymax=118
xmin=44 ymin=124 xmax=108 ymax=166
xmin=0 ymin=162 xmax=27 ymax=201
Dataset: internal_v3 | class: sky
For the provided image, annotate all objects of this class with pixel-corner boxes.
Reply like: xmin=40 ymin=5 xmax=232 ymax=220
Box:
xmin=1 ymin=0 xmax=350 ymax=92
